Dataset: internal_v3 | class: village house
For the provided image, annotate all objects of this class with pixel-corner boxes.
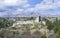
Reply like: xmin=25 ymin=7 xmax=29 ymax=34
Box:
xmin=11 ymin=16 xmax=46 ymax=27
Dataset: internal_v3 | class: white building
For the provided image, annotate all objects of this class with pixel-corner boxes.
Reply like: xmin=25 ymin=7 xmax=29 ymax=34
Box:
xmin=12 ymin=16 xmax=46 ymax=27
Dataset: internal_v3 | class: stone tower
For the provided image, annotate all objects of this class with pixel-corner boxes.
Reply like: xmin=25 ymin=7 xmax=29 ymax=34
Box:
xmin=35 ymin=16 xmax=41 ymax=22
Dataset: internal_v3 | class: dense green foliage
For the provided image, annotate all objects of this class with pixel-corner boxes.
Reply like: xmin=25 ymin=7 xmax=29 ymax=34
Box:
xmin=45 ymin=18 xmax=60 ymax=38
xmin=16 ymin=17 xmax=35 ymax=21
xmin=0 ymin=18 xmax=13 ymax=29
xmin=41 ymin=35 xmax=47 ymax=38
xmin=0 ymin=17 xmax=60 ymax=38
xmin=45 ymin=18 xmax=54 ymax=30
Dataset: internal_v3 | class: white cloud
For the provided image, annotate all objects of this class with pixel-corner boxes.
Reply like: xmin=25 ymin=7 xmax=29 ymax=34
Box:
xmin=0 ymin=12 xmax=8 ymax=17
xmin=4 ymin=0 xmax=18 ymax=6
xmin=24 ymin=8 xmax=34 ymax=13
xmin=21 ymin=0 xmax=60 ymax=16
xmin=0 ymin=0 xmax=30 ymax=8
xmin=35 ymin=0 xmax=60 ymax=10
xmin=0 ymin=0 xmax=60 ymax=17
xmin=12 ymin=9 xmax=24 ymax=15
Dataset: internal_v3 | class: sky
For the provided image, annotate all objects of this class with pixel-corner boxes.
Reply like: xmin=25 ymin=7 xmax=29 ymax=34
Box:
xmin=0 ymin=0 xmax=60 ymax=17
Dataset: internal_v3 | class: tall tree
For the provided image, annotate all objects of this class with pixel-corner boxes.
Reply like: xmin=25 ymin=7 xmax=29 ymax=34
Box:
xmin=0 ymin=18 xmax=13 ymax=29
